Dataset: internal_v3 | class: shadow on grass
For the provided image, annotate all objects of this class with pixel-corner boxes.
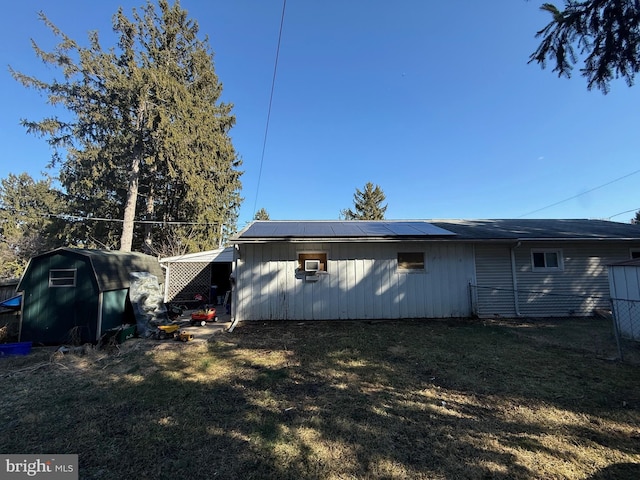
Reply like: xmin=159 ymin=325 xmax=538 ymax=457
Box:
xmin=585 ymin=462 xmax=640 ymax=479
xmin=1 ymin=318 xmax=639 ymax=479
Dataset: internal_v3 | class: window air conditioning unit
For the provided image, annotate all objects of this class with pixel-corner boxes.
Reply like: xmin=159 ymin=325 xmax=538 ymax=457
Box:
xmin=304 ymin=259 xmax=321 ymax=272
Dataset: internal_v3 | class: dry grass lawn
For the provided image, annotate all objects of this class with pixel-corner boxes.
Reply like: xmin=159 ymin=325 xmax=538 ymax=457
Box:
xmin=1 ymin=317 xmax=639 ymax=479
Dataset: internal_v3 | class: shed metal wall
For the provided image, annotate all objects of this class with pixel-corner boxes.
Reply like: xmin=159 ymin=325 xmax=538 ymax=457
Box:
xmin=608 ymin=263 xmax=640 ymax=340
xmin=609 ymin=264 xmax=640 ymax=301
xmin=235 ymin=242 xmax=475 ymax=321
xmin=20 ymin=252 xmax=98 ymax=344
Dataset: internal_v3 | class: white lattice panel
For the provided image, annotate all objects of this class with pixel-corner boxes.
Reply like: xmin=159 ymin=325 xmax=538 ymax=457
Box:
xmin=167 ymin=262 xmax=211 ymax=302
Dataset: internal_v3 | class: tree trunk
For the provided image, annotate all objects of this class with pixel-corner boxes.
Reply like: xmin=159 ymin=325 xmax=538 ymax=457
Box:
xmin=143 ymin=182 xmax=155 ymax=254
xmin=119 ymin=155 xmax=140 ymax=252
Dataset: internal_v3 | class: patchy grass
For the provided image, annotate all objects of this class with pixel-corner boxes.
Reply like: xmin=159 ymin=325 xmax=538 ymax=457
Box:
xmin=1 ymin=317 xmax=639 ymax=479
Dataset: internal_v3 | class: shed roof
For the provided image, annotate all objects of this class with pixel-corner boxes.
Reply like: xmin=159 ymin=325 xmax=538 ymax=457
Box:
xmin=18 ymin=248 xmax=164 ymax=292
xmin=233 ymin=219 xmax=640 ymax=243
xmin=160 ymin=246 xmax=234 ymax=264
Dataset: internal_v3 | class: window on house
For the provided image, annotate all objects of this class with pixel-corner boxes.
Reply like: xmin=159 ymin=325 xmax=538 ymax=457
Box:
xmin=49 ymin=269 xmax=77 ymax=287
xmin=531 ymin=250 xmax=563 ymax=271
xmin=630 ymin=249 xmax=640 ymax=259
xmin=397 ymin=252 xmax=425 ymax=271
xmin=298 ymin=253 xmax=327 ymax=272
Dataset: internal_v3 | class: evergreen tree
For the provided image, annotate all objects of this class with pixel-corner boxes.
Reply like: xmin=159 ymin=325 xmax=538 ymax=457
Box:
xmin=341 ymin=182 xmax=387 ymax=220
xmin=0 ymin=173 xmax=68 ymax=278
xmin=10 ymin=0 xmax=242 ymax=252
xmin=254 ymin=208 xmax=270 ymax=220
xmin=530 ymin=1 xmax=640 ymax=93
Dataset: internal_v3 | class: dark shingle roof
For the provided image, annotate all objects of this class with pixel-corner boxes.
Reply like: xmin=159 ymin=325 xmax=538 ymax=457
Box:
xmin=234 ymin=219 xmax=640 ymax=243
xmin=431 ymin=219 xmax=640 ymax=240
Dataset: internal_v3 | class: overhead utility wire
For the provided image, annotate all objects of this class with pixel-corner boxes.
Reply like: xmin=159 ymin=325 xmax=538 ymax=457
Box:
xmin=608 ymin=207 xmax=640 ymax=220
xmin=517 ymin=168 xmax=640 ymax=218
xmin=252 ymin=0 xmax=287 ymax=218
xmin=0 ymin=207 xmax=217 ymax=226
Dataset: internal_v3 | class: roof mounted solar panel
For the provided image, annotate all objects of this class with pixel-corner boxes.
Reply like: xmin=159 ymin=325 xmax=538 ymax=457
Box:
xmin=236 ymin=221 xmax=456 ymax=240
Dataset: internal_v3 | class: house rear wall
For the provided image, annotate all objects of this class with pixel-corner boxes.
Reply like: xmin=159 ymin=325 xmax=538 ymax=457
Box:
xmin=235 ymin=242 xmax=475 ymax=321
xmin=474 ymin=241 xmax=639 ymax=317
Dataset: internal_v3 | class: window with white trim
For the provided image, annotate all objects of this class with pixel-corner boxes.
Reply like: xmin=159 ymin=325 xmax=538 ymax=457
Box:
xmin=531 ymin=249 xmax=563 ymax=271
xmin=49 ymin=269 xmax=77 ymax=287
xmin=397 ymin=252 xmax=425 ymax=272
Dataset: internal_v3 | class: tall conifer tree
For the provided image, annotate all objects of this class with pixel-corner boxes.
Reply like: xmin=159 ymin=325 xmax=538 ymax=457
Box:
xmin=341 ymin=182 xmax=387 ymax=220
xmin=10 ymin=0 xmax=242 ymax=252
xmin=0 ymin=173 xmax=68 ymax=278
xmin=530 ymin=1 xmax=640 ymax=93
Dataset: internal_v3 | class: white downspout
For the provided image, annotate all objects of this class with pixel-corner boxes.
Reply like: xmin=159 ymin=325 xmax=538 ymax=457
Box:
xmin=161 ymin=263 xmax=170 ymax=303
xmin=227 ymin=245 xmax=240 ymax=332
xmin=510 ymin=242 xmax=521 ymax=316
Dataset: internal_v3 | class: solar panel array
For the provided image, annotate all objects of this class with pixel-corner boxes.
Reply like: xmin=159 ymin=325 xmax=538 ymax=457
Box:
xmin=239 ymin=221 xmax=456 ymax=238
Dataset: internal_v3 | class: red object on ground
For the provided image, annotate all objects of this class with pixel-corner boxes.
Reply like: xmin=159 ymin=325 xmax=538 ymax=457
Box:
xmin=190 ymin=307 xmax=218 ymax=325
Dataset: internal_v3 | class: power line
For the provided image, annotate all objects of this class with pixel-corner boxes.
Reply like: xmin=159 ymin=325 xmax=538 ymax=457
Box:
xmin=518 ymin=168 xmax=640 ymax=218
xmin=608 ymin=207 xmax=640 ymax=220
xmin=0 ymin=207 xmax=217 ymax=226
xmin=252 ymin=0 xmax=287 ymax=219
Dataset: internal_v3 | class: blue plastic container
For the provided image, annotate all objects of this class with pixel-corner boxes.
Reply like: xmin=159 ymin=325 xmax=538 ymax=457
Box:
xmin=0 ymin=342 xmax=32 ymax=356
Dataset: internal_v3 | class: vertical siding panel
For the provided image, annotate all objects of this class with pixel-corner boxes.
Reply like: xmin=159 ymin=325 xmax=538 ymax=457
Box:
xmin=326 ymin=244 xmax=337 ymax=318
xmin=350 ymin=253 xmax=359 ymax=319
xmin=371 ymin=245 xmax=383 ymax=319
xmin=333 ymin=244 xmax=344 ymax=319
xmin=315 ymin=243 xmax=329 ymax=319
xmin=276 ymin=243 xmax=288 ymax=320
xmin=429 ymin=244 xmax=442 ymax=317
xmin=354 ymin=258 xmax=363 ymax=318
xmin=382 ymin=246 xmax=393 ymax=319
xmin=623 ymin=267 xmax=639 ymax=300
xmin=292 ymin=244 xmax=303 ymax=320
xmin=237 ymin=241 xmax=476 ymax=321
xmin=240 ymin=245 xmax=250 ymax=320
xmin=364 ymin=248 xmax=375 ymax=319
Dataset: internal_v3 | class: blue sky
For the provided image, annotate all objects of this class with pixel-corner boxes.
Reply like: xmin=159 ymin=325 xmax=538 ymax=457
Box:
xmin=2 ymin=0 xmax=640 ymax=228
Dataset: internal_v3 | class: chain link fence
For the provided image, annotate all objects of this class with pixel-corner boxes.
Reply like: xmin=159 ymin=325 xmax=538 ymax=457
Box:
xmin=469 ymin=284 xmax=609 ymax=318
xmin=470 ymin=284 xmax=640 ymax=362
xmin=610 ymin=297 xmax=640 ymax=361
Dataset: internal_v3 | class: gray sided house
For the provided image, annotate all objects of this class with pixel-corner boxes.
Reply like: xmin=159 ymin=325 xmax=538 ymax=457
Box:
xmin=230 ymin=219 xmax=640 ymax=322
xmin=17 ymin=248 xmax=164 ymax=344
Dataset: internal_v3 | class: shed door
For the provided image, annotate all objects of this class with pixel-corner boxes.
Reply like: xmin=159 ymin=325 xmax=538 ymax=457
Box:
xmin=22 ymin=256 xmax=98 ymax=344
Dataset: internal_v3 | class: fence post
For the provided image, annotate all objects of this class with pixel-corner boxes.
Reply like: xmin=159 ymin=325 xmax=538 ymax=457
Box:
xmin=468 ymin=283 xmax=476 ymax=317
xmin=609 ymin=298 xmax=624 ymax=362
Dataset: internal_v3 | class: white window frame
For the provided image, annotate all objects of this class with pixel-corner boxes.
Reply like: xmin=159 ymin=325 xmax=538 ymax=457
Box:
xmin=397 ymin=252 xmax=426 ymax=273
xmin=531 ymin=249 xmax=564 ymax=272
xmin=49 ymin=269 xmax=77 ymax=287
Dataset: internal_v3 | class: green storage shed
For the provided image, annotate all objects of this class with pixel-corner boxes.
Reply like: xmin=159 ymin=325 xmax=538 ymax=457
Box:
xmin=17 ymin=248 xmax=164 ymax=345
